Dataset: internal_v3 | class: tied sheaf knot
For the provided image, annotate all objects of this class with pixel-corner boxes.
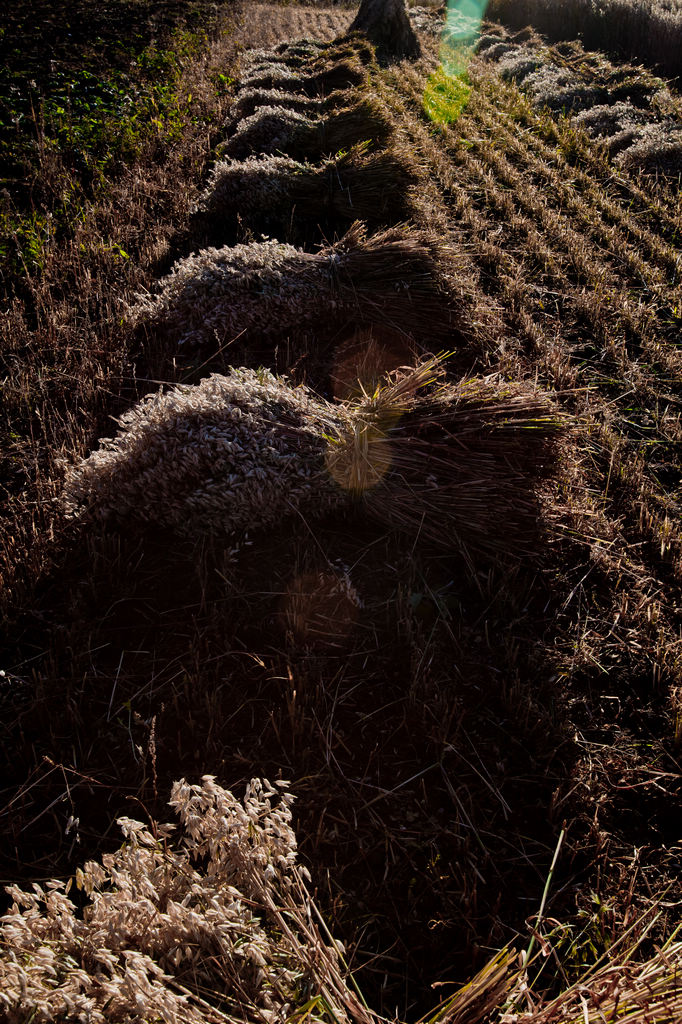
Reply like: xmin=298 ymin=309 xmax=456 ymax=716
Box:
xmin=64 ymin=361 xmax=564 ymax=567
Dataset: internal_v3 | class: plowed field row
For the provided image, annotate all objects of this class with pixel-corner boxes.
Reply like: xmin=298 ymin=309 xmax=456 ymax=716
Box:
xmin=238 ymin=4 xmax=352 ymax=48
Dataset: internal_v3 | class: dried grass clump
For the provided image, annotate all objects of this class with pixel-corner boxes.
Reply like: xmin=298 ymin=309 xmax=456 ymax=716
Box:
xmin=222 ymin=97 xmax=393 ymax=161
xmin=0 ymin=777 xmax=372 ymax=1024
xmin=191 ymin=146 xmax=419 ymax=243
xmin=476 ymin=29 xmax=512 ymax=53
xmin=131 ymin=223 xmax=461 ymax=351
xmin=3 ymin=773 xmax=682 ymax=1024
xmin=574 ymin=99 xmax=650 ymax=138
xmin=497 ymin=56 xmax=608 ymax=113
xmin=300 ymin=58 xmax=368 ymax=96
xmin=222 ymin=105 xmax=311 ymax=159
xmin=479 ymin=31 xmax=680 ymax=170
xmin=338 ymin=365 xmax=564 ymax=564
xmin=492 ymin=49 xmax=547 ymax=85
xmin=239 ymin=64 xmax=306 ymax=93
xmin=421 ymin=932 xmax=682 ymax=1023
xmin=273 ymin=40 xmax=324 ymax=61
xmin=614 ymin=124 xmax=682 ymax=175
xmin=65 ymin=362 xmax=561 ymax=566
xmin=477 ymin=40 xmax=518 ymax=61
xmin=194 ymin=152 xmax=298 ymax=224
xmin=238 ymin=57 xmax=367 ymax=98
xmin=243 ymin=40 xmax=324 ymax=71
xmin=63 ymin=368 xmax=347 ymax=533
xmin=226 ymin=87 xmax=323 ymax=128
xmin=315 ymin=34 xmax=377 ymax=69
xmin=574 ymin=102 xmax=682 ymax=167
xmin=526 ymin=68 xmax=606 ymax=113
xmin=501 ymin=936 xmax=682 ymax=1022
xmin=485 ymin=0 xmax=682 ymax=82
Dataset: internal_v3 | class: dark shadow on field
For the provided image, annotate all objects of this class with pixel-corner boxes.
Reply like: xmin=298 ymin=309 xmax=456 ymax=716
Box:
xmin=1 ymin=508 xmax=575 ymax=1015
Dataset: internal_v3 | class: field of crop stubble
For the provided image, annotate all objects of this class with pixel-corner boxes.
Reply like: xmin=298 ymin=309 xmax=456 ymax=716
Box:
xmin=2 ymin=0 xmax=682 ymax=1020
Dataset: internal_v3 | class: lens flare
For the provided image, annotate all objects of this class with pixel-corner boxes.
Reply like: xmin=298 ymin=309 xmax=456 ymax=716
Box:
xmin=424 ymin=0 xmax=488 ymax=125
xmin=440 ymin=0 xmax=489 ymax=61
xmin=330 ymin=325 xmax=416 ymax=401
xmin=279 ymin=570 xmax=361 ymax=648
xmin=325 ymin=416 xmax=395 ymax=494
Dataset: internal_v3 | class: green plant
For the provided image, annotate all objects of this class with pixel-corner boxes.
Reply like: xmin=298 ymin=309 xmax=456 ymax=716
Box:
xmin=423 ymin=64 xmax=471 ymax=126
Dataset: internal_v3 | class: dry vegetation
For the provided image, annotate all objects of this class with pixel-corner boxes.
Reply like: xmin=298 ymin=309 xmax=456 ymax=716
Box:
xmin=475 ymin=23 xmax=682 ymax=176
xmin=486 ymin=0 xmax=682 ymax=82
xmin=2 ymin=0 xmax=682 ymax=1021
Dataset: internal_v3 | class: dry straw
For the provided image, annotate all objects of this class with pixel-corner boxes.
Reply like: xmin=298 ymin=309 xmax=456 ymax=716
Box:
xmin=241 ymin=35 xmax=376 ymax=74
xmin=237 ymin=36 xmax=372 ymax=85
xmin=329 ymin=362 xmax=563 ymax=564
xmin=3 ymin=774 xmax=681 ymax=1024
xmin=130 ymin=222 xmax=463 ymax=351
xmin=191 ymin=145 xmax=420 ymax=243
xmin=238 ymin=63 xmax=305 ymax=93
xmin=64 ymin=361 xmax=561 ymax=566
xmin=226 ymin=88 xmax=324 ymax=128
xmin=478 ymin=27 xmax=682 ymax=172
xmin=615 ymin=125 xmax=682 ymax=175
xmin=225 ymin=85 xmax=355 ymax=130
xmin=0 ymin=777 xmax=373 ymax=1024
xmin=222 ymin=96 xmax=393 ymax=161
xmin=239 ymin=56 xmax=368 ymax=97
xmin=315 ymin=34 xmax=377 ymax=68
xmin=242 ymin=40 xmax=324 ymax=71
xmin=64 ymin=368 xmax=348 ymax=534
xmin=485 ymin=0 xmax=682 ymax=82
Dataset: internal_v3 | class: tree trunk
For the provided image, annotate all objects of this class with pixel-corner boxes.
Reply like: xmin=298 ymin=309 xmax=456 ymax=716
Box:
xmin=349 ymin=0 xmax=422 ymax=62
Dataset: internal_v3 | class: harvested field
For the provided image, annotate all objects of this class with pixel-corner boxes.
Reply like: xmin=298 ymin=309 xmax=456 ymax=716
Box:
xmin=487 ymin=0 xmax=682 ymax=82
xmin=476 ymin=23 xmax=682 ymax=176
xmin=237 ymin=4 xmax=353 ymax=49
xmin=2 ymin=2 xmax=682 ymax=1022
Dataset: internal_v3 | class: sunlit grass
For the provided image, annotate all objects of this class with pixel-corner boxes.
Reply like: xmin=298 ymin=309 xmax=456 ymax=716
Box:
xmin=423 ymin=63 xmax=471 ymax=126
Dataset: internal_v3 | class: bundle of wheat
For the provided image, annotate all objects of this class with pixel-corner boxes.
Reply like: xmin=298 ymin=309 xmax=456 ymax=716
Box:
xmin=301 ymin=58 xmax=368 ymax=96
xmin=223 ymin=96 xmax=393 ymax=161
xmin=192 ymin=146 xmax=419 ymax=244
xmin=63 ymin=368 xmax=349 ymax=533
xmin=239 ymin=57 xmax=368 ymax=97
xmin=239 ymin=64 xmax=306 ymax=93
xmin=130 ymin=223 xmax=462 ymax=351
xmin=352 ymin=369 xmax=563 ymax=566
xmin=192 ymin=153 xmax=297 ymax=233
xmin=316 ymin=34 xmax=377 ymax=67
xmin=225 ymin=87 xmax=358 ymax=139
xmin=65 ymin=363 xmax=561 ymax=568
xmin=574 ymin=100 xmax=650 ymax=139
xmin=240 ymin=40 xmax=327 ymax=76
xmin=615 ymin=125 xmax=682 ymax=175
xmin=221 ymin=105 xmax=311 ymax=160
xmin=273 ymin=40 xmax=325 ymax=60
xmin=226 ymin=88 xmax=323 ymax=128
